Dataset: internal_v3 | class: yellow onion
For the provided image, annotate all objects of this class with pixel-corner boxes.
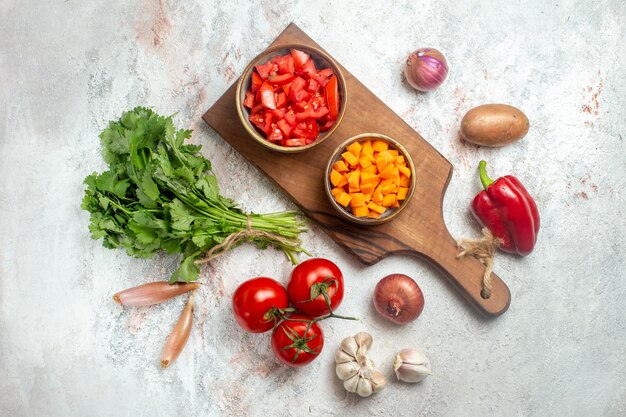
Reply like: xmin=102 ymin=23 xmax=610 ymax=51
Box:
xmin=404 ymin=48 xmax=448 ymax=92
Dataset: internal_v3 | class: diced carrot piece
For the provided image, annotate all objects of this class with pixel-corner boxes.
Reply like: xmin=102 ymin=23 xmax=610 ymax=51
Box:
xmin=382 ymin=194 xmax=397 ymax=207
xmin=359 ymin=155 xmax=372 ymax=169
xmin=336 ymin=192 xmax=352 ymax=207
xmin=376 ymin=156 xmax=388 ymax=173
xmin=331 ymin=187 xmax=344 ymax=198
xmin=333 ymin=160 xmax=349 ymax=172
xmin=360 ymin=182 xmax=375 ymax=195
xmin=336 ymin=173 xmax=348 ymax=187
xmin=389 ymin=150 xmax=399 ymax=157
xmin=398 ymin=164 xmax=411 ymax=178
xmin=396 ymin=187 xmax=409 ymax=200
xmin=349 ymin=193 xmax=366 ymax=207
xmin=372 ymin=140 xmax=388 ymax=152
xmin=368 ymin=201 xmax=386 ymax=214
xmin=347 ymin=170 xmax=360 ymax=192
xmin=399 ymin=175 xmax=411 ymax=187
xmin=363 ymin=165 xmax=377 ymax=174
xmin=377 ymin=150 xmax=395 ymax=165
xmin=382 ymin=183 xmax=396 ymax=195
xmin=342 ymin=151 xmax=359 ymax=167
xmin=346 ymin=141 xmax=362 ymax=158
xmin=360 ymin=172 xmax=379 ymax=184
xmin=391 ymin=200 xmax=400 ymax=208
xmin=373 ymin=184 xmax=384 ymax=203
xmin=379 ymin=163 xmax=396 ymax=179
xmin=361 ymin=140 xmax=373 ymax=156
xmin=368 ymin=210 xmax=381 ymax=218
xmin=391 ymin=166 xmax=400 ymax=186
xmin=363 ymin=192 xmax=373 ymax=202
xmin=352 ymin=206 xmax=369 ymax=218
xmin=330 ymin=169 xmax=343 ymax=187
xmin=396 ymin=155 xmax=405 ymax=165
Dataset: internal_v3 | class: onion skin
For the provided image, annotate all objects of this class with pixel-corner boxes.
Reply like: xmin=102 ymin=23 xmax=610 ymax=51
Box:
xmin=112 ymin=281 xmax=201 ymax=307
xmin=160 ymin=291 xmax=195 ymax=368
xmin=405 ymin=48 xmax=448 ymax=92
xmin=373 ymin=274 xmax=424 ymax=324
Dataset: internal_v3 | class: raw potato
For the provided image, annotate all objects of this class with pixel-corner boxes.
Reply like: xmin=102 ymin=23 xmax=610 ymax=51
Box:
xmin=460 ymin=104 xmax=529 ymax=147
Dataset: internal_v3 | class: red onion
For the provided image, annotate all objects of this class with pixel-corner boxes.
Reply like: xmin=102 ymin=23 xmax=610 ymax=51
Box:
xmin=373 ymin=274 xmax=424 ymax=324
xmin=404 ymin=48 xmax=448 ymax=92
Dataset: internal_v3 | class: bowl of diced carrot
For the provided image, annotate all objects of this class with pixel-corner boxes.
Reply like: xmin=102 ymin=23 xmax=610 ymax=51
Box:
xmin=325 ymin=133 xmax=416 ymax=225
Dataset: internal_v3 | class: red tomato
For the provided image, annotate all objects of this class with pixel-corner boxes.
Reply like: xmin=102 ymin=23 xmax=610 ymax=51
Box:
xmin=271 ymin=314 xmax=324 ymax=367
xmin=287 ymin=258 xmax=344 ymax=317
xmin=243 ymin=91 xmax=254 ymax=109
xmin=232 ymin=277 xmax=288 ymax=333
xmin=250 ymin=71 xmax=263 ymax=92
xmin=255 ymin=61 xmax=277 ymax=79
xmin=325 ymin=75 xmax=340 ymax=119
xmin=290 ymin=49 xmax=310 ymax=70
xmin=259 ymin=81 xmax=276 ymax=109
xmin=268 ymin=73 xmax=295 ymax=84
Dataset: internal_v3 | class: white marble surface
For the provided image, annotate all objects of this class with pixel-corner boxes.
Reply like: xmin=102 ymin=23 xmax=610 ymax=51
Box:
xmin=1 ymin=1 xmax=625 ymax=416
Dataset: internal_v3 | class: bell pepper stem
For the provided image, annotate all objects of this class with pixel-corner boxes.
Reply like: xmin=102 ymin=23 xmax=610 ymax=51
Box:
xmin=478 ymin=160 xmax=495 ymax=189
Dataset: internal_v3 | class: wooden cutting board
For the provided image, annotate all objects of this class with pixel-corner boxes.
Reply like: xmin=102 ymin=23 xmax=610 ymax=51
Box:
xmin=203 ymin=23 xmax=510 ymax=317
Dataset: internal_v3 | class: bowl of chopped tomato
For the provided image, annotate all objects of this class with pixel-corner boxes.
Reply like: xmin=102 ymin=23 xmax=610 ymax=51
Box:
xmin=236 ymin=44 xmax=347 ymax=153
xmin=325 ymin=133 xmax=416 ymax=225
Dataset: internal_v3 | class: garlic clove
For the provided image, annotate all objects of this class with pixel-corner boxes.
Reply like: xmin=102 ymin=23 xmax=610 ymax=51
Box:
xmin=343 ymin=373 xmax=360 ymax=393
xmin=340 ymin=335 xmax=359 ymax=357
xmin=393 ymin=348 xmax=432 ymax=383
xmin=335 ymin=349 xmax=355 ymax=364
xmin=336 ymin=361 xmax=360 ymax=380
xmin=354 ymin=332 xmax=372 ymax=352
xmin=356 ymin=376 xmax=373 ymax=397
xmin=370 ymin=370 xmax=387 ymax=392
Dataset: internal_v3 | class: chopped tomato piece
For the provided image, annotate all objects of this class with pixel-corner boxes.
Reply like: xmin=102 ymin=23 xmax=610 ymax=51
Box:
xmin=251 ymin=71 xmax=263 ymax=92
xmin=243 ymin=90 xmax=254 ymax=108
xmin=249 ymin=111 xmax=274 ymax=135
xmin=325 ymin=75 xmax=340 ymax=119
xmin=268 ymin=73 xmax=295 ymax=84
xmin=319 ymin=119 xmax=335 ymax=132
xmin=293 ymin=120 xmax=319 ymax=139
xmin=290 ymin=49 xmax=310 ymax=70
xmin=267 ymin=127 xmax=283 ymax=142
xmin=310 ymin=68 xmax=334 ymax=87
xmin=275 ymin=55 xmax=295 ymax=75
xmin=282 ymin=82 xmax=293 ymax=97
xmin=284 ymin=138 xmax=307 ymax=147
xmin=296 ymin=105 xmax=329 ymax=121
xmin=260 ymin=81 xmax=276 ymax=109
xmin=255 ymin=61 xmax=278 ymax=79
xmin=271 ymin=107 xmax=286 ymax=119
xmin=307 ymin=78 xmax=319 ymax=92
xmin=277 ymin=119 xmax=292 ymax=137
xmin=300 ymin=59 xmax=317 ymax=75
xmin=284 ymin=109 xmax=297 ymax=126
xmin=275 ymin=92 xmax=287 ymax=108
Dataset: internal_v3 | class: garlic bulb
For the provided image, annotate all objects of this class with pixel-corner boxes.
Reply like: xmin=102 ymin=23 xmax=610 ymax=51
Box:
xmin=335 ymin=332 xmax=387 ymax=397
xmin=393 ymin=348 xmax=432 ymax=383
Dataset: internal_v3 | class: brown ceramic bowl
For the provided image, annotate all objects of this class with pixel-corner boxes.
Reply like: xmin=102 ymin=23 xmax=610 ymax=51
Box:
xmin=324 ymin=133 xmax=416 ymax=225
xmin=235 ymin=44 xmax=348 ymax=153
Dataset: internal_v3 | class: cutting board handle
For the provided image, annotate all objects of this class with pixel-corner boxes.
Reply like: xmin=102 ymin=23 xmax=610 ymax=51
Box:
xmin=416 ymin=229 xmax=511 ymax=317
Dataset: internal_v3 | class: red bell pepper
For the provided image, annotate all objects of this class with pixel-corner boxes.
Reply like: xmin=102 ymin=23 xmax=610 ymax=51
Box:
xmin=471 ymin=161 xmax=540 ymax=256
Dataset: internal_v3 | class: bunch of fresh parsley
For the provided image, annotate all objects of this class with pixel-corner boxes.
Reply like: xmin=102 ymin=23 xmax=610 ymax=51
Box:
xmin=82 ymin=107 xmax=308 ymax=282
